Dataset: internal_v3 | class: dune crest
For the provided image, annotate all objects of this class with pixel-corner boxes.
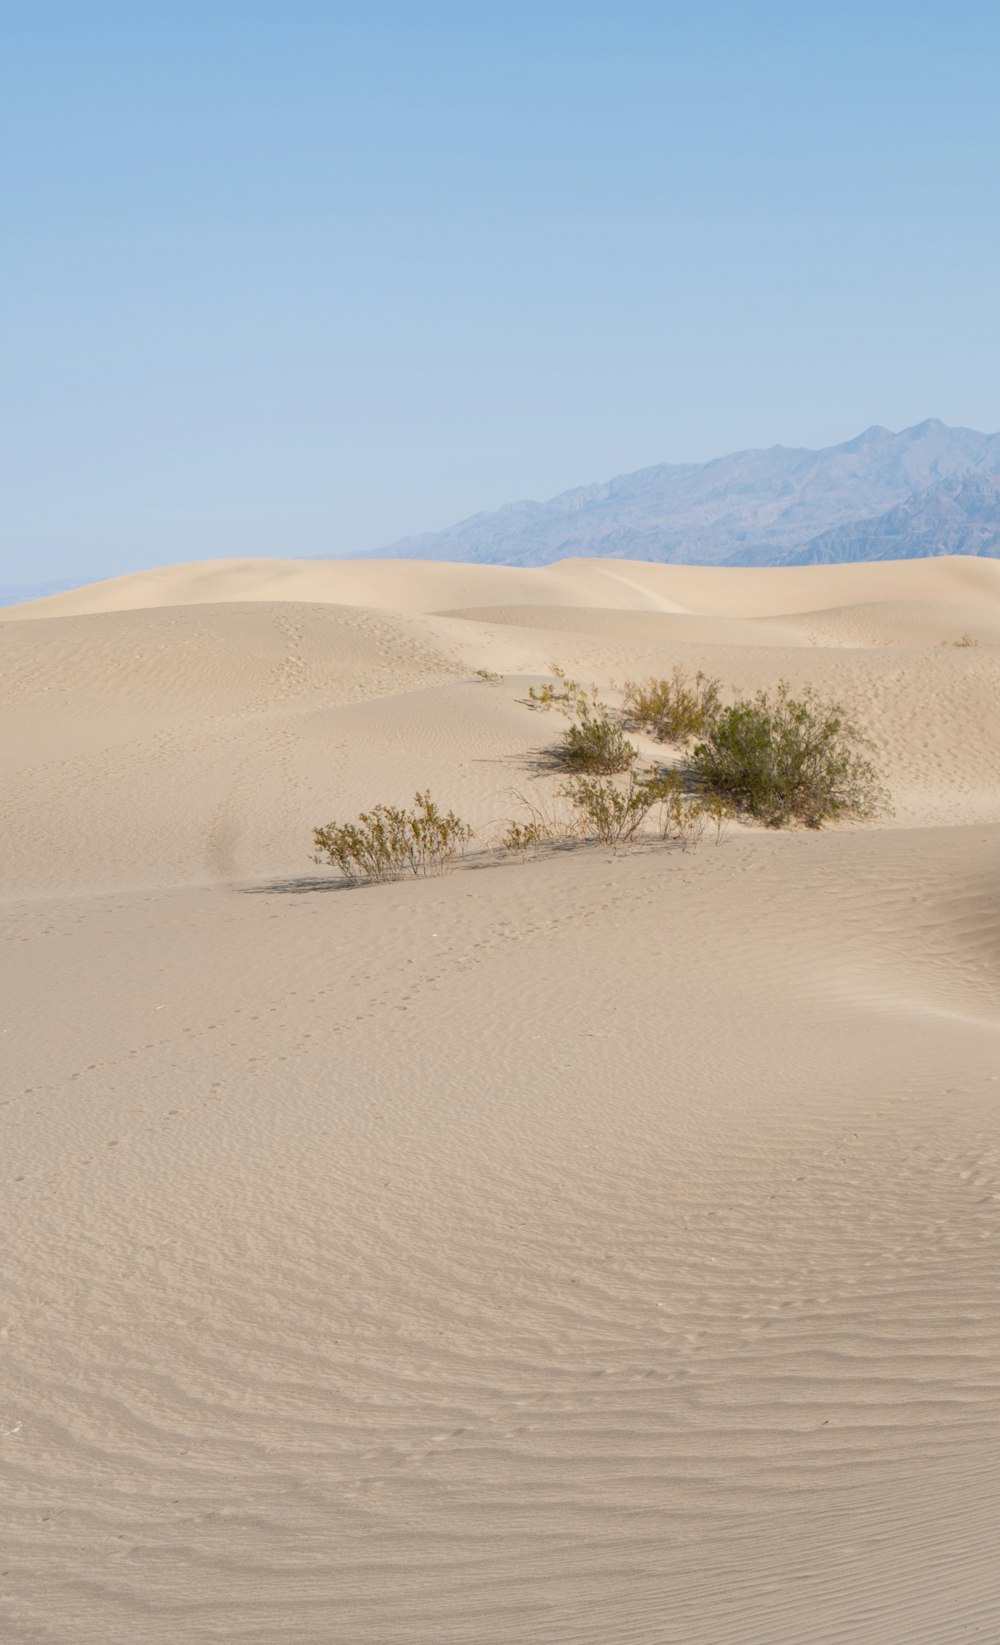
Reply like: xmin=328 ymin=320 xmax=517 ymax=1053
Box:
xmin=6 ymin=548 xmax=1000 ymax=623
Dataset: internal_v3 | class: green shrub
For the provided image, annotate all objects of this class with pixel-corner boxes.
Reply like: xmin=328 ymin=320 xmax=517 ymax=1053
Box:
xmin=622 ymin=667 xmax=722 ymax=743
xmin=561 ymin=707 xmax=637 ymax=773
xmin=691 ymin=682 xmax=889 ymax=826
xmin=473 ymin=667 xmax=502 ymax=681
xmin=313 ymin=791 xmax=472 ymax=883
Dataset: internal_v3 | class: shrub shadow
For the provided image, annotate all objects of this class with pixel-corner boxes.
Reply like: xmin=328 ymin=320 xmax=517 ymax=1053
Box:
xmin=238 ymin=832 xmax=690 ymax=896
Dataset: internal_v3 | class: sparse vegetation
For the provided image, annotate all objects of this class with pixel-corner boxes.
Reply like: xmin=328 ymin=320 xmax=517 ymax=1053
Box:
xmin=313 ymin=791 xmax=472 ymax=884
xmin=310 ymin=667 xmax=890 ymax=889
xmin=473 ymin=667 xmax=503 ymax=681
xmin=690 ymin=682 xmax=889 ymax=827
xmin=943 ymin=633 xmax=978 ymax=648
xmin=526 ymin=664 xmax=593 ymax=713
xmin=622 ymin=667 xmax=723 ymax=743
xmin=657 ymin=782 xmax=732 ymax=850
xmin=559 ymin=768 xmax=678 ymax=849
xmin=497 ymin=772 xmax=730 ymax=857
xmin=496 ymin=791 xmax=580 ymax=859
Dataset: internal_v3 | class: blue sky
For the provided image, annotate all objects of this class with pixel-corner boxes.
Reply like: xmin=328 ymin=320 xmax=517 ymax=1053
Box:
xmin=3 ymin=1 xmax=1000 ymax=581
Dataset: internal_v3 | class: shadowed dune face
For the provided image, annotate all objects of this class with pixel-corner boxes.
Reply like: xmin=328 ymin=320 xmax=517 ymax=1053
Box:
xmin=2 ymin=556 xmax=1000 ymax=1644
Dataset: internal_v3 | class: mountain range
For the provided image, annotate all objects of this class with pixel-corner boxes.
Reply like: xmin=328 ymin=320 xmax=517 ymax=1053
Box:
xmin=374 ymin=419 xmax=1000 ymax=567
xmin=5 ymin=421 xmax=1000 ymax=608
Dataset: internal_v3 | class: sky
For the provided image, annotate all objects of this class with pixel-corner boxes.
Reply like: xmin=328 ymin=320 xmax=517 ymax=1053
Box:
xmin=3 ymin=1 xmax=1000 ymax=584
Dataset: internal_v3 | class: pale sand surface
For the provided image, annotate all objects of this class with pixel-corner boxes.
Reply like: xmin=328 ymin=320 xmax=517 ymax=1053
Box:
xmin=2 ymin=556 xmax=999 ymax=1642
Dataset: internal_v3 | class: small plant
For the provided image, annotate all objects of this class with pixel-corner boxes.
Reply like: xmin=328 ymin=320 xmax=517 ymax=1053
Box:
xmin=496 ymin=791 xmax=582 ymax=859
xmin=526 ymin=664 xmax=595 ymax=713
xmin=313 ymin=791 xmax=472 ymax=884
xmin=944 ymin=633 xmax=978 ymax=648
xmin=526 ymin=666 xmax=638 ymax=773
xmin=560 ymin=768 xmax=676 ymax=849
xmin=622 ymin=667 xmax=723 ymax=743
xmin=473 ymin=667 xmax=502 ymax=681
xmin=691 ymin=682 xmax=889 ymax=827
xmin=561 ymin=706 xmax=637 ymax=773
xmin=499 ymin=818 xmax=547 ymax=860
xmin=699 ymin=790 xmax=732 ymax=846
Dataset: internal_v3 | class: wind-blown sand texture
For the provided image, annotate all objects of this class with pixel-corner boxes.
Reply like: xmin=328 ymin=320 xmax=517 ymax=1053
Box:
xmin=2 ymin=554 xmax=999 ymax=1643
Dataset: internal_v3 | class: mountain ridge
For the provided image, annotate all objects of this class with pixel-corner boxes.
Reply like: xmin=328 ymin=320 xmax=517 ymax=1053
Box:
xmin=371 ymin=420 xmax=1000 ymax=568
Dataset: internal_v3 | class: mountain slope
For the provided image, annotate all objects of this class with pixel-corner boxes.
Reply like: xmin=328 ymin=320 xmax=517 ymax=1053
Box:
xmin=780 ymin=471 xmax=1000 ymax=565
xmin=373 ymin=420 xmax=1000 ymax=567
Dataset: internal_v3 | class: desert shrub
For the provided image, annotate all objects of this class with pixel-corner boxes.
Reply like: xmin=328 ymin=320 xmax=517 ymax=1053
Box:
xmin=691 ymin=682 xmax=889 ymax=826
xmin=560 ymin=768 xmax=677 ymax=848
xmin=498 ymin=773 xmax=726 ymax=857
xmin=561 ymin=706 xmax=637 ymax=773
xmin=656 ymin=781 xmax=732 ymax=850
xmin=946 ymin=633 xmax=978 ymax=648
xmin=622 ymin=667 xmax=723 ymax=743
xmin=473 ymin=667 xmax=502 ymax=681
xmin=313 ymin=790 xmax=471 ymax=883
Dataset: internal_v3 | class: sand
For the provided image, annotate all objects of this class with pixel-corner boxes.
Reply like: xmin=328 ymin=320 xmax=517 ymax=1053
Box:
xmin=2 ymin=555 xmax=999 ymax=1643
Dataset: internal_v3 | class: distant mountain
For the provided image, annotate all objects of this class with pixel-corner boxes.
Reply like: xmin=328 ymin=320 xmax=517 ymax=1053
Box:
xmin=372 ymin=420 xmax=1000 ymax=567
xmin=780 ymin=472 xmax=1000 ymax=565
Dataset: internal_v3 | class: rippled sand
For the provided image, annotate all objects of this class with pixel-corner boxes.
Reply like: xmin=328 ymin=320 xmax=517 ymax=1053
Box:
xmin=2 ymin=555 xmax=999 ymax=1642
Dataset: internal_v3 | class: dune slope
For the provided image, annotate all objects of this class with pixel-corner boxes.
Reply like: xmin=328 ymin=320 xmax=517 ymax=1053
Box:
xmin=2 ymin=556 xmax=999 ymax=1643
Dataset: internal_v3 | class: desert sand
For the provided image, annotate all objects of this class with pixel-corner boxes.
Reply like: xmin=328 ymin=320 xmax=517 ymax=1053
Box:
xmin=2 ymin=554 xmax=999 ymax=1643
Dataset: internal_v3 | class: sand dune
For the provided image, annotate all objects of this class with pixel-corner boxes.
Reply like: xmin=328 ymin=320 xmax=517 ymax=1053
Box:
xmin=7 ymin=548 xmax=1000 ymax=624
xmin=2 ymin=556 xmax=999 ymax=1642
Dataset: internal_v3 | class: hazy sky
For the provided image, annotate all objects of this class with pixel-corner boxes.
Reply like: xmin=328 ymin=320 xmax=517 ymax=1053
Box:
xmin=4 ymin=1 xmax=1000 ymax=581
